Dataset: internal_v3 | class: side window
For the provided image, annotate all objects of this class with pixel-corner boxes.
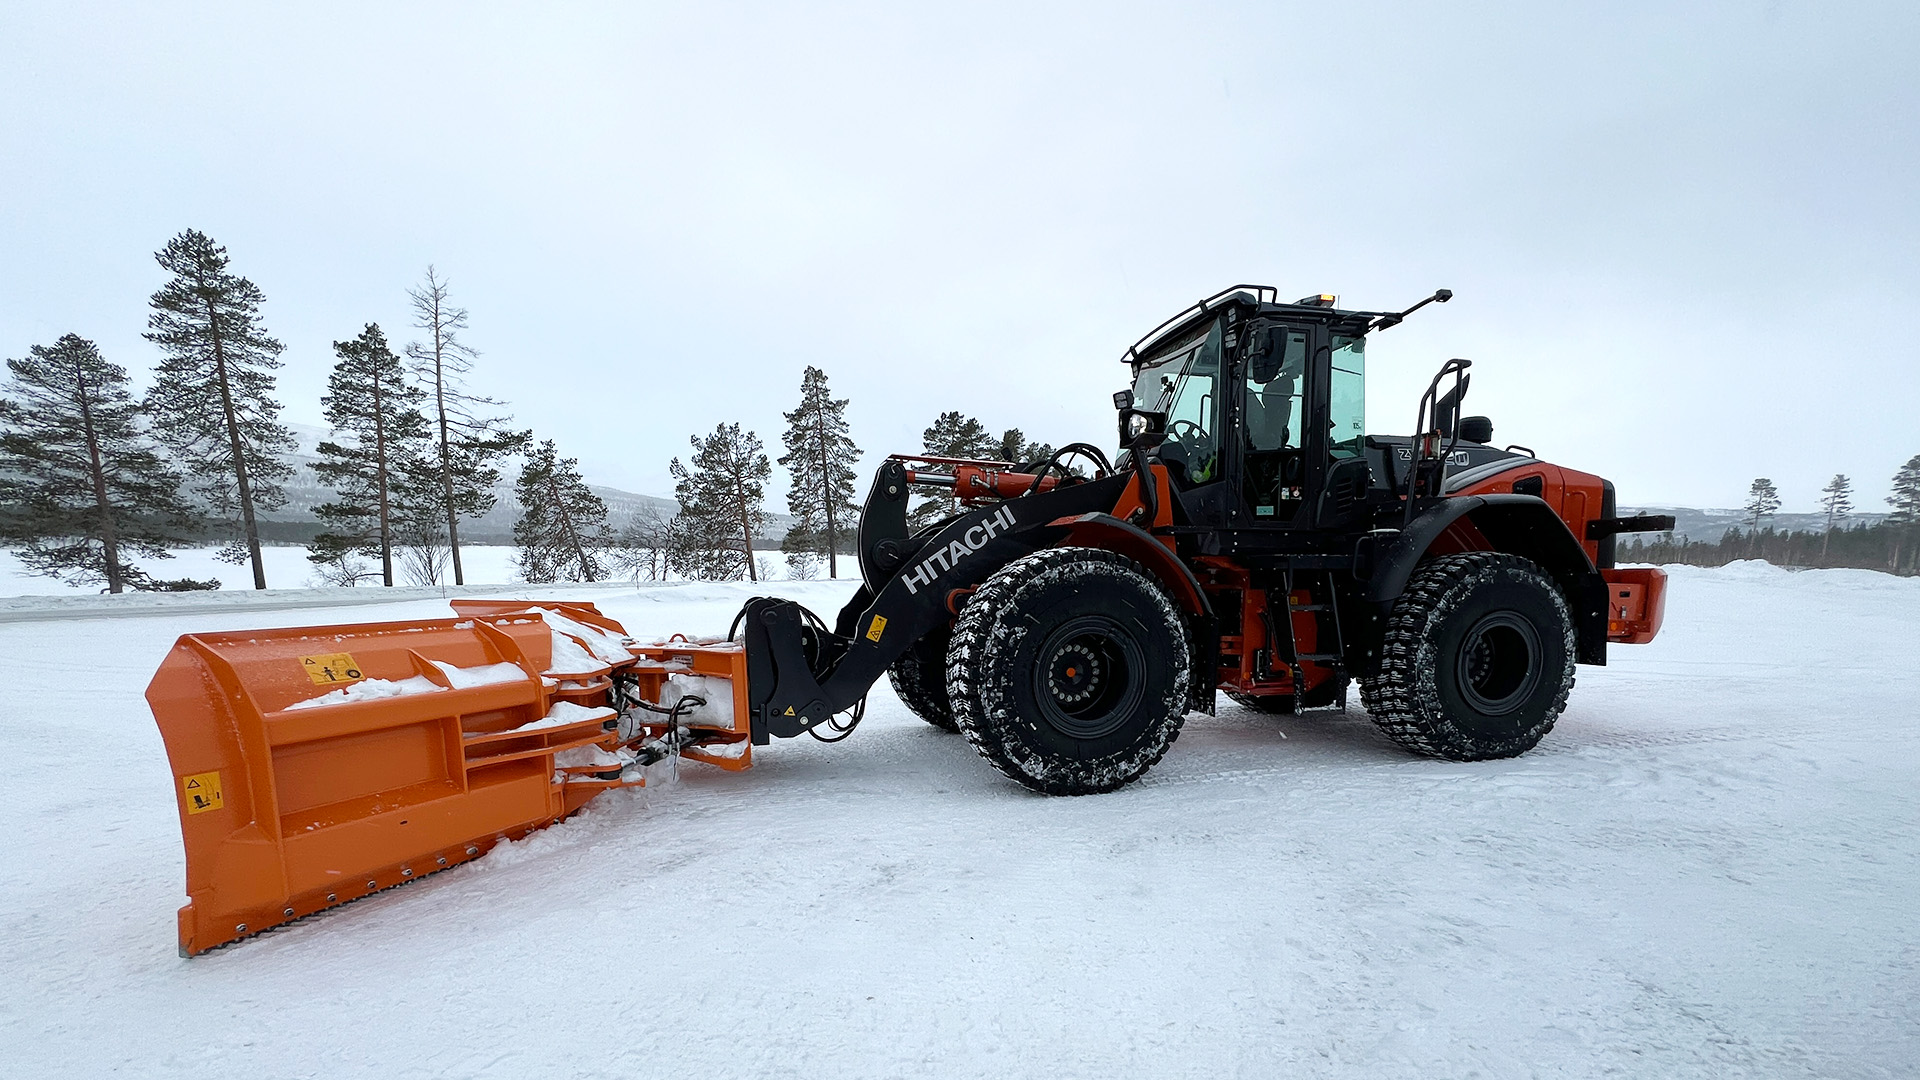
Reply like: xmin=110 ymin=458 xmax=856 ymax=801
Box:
xmin=1329 ymin=335 xmax=1365 ymax=458
xmin=1245 ymin=330 xmax=1306 ymax=451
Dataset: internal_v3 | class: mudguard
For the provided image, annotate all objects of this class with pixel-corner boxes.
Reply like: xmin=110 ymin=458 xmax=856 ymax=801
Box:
xmin=1363 ymin=494 xmax=1610 ymax=665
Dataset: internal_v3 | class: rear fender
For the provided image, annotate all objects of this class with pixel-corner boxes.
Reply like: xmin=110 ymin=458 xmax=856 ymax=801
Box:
xmin=1364 ymin=494 xmax=1610 ymax=665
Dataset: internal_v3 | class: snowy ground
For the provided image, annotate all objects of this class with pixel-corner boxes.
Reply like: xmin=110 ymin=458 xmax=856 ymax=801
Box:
xmin=0 ymin=543 xmax=816 ymax=595
xmin=2 ymin=563 xmax=1915 ymax=1078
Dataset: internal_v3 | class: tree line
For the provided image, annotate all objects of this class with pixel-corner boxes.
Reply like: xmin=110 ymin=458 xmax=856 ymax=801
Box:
xmin=0 ymin=230 xmax=529 ymax=592
xmin=0 ymin=226 xmax=1069 ymax=591
xmin=1622 ymin=461 xmax=1920 ymax=575
xmin=596 ymin=388 xmax=1056 ymax=584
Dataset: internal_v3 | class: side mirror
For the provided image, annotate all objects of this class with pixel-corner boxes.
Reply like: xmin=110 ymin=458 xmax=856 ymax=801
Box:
xmin=1458 ymin=415 xmax=1494 ymax=444
xmin=1247 ymin=327 xmax=1282 ymax=383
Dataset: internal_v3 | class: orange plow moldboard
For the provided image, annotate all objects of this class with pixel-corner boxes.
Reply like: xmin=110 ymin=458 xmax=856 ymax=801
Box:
xmin=145 ymin=601 xmax=748 ymax=955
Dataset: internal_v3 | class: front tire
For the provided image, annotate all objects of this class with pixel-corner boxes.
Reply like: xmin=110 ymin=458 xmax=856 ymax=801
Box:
xmin=1360 ymin=552 xmax=1575 ymax=760
xmin=947 ymin=547 xmax=1191 ymax=795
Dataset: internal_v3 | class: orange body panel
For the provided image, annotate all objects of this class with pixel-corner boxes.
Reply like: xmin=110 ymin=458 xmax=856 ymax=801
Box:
xmin=146 ymin=604 xmax=750 ymax=956
xmin=1600 ymin=566 xmax=1669 ymax=644
xmin=1449 ymin=461 xmax=1610 ymax=568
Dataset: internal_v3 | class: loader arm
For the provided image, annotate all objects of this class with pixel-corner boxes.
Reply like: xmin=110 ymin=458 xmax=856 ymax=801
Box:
xmin=747 ymin=469 xmax=1136 ymax=739
xmin=742 ymin=456 xmax=1214 ymax=741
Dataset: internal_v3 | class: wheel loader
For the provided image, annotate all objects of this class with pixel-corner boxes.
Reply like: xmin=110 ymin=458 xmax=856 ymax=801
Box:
xmin=146 ymin=285 xmax=1673 ymax=953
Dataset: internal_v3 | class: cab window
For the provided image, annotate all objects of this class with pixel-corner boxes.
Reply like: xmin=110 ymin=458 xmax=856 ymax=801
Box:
xmin=1329 ymin=335 xmax=1365 ymax=458
xmin=1130 ymin=318 xmax=1223 ymax=484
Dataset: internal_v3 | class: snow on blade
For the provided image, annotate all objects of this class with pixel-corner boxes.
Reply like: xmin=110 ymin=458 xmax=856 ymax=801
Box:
xmin=544 ymin=630 xmax=605 ymax=675
xmin=430 ymin=660 xmax=530 ymax=689
xmin=530 ymin=607 xmax=631 ymax=664
xmin=553 ymin=743 xmax=633 ymax=770
xmin=482 ymin=699 xmax=617 ymax=736
xmin=283 ymin=674 xmax=443 ymax=710
xmin=659 ymin=672 xmax=737 ymax=730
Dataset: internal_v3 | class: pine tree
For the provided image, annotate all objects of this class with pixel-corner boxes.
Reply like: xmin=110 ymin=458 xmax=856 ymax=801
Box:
xmin=308 ymin=324 xmax=431 ymax=586
xmin=1888 ymin=454 xmax=1920 ymax=574
xmin=1742 ymin=478 xmax=1781 ymax=556
xmin=0 ymin=334 xmax=204 ymax=592
xmin=670 ymin=422 xmax=771 ymax=582
xmin=910 ymin=411 xmax=997 ymax=529
xmin=143 ymin=229 xmax=296 ymax=588
xmin=1818 ymin=473 xmax=1853 ymax=563
xmin=512 ymin=438 xmax=610 ymax=583
xmin=994 ymin=428 xmax=1056 ymax=467
xmin=406 ymin=267 xmax=528 ymax=586
xmin=777 ymin=366 xmax=862 ymax=578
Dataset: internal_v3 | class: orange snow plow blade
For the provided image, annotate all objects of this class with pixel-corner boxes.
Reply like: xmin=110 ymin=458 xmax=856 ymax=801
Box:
xmin=146 ymin=601 xmax=748 ymax=956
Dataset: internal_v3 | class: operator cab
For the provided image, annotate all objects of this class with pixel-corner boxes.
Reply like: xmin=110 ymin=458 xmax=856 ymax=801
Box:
xmin=1118 ymin=287 xmax=1377 ymax=543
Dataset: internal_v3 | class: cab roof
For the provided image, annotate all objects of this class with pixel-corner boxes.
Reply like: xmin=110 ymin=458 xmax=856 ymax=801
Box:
xmin=1122 ymin=285 xmax=1381 ymax=365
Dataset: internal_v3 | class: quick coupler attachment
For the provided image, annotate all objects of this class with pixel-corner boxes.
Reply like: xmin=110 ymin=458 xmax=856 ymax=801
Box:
xmin=739 ymin=596 xmax=847 ymax=741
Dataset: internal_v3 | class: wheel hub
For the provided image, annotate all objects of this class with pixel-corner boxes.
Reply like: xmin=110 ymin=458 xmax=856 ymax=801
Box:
xmin=1030 ymin=616 xmax=1146 ymax=740
xmin=1454 ymin=611 xmax=1543 ymax=716
xmin=1046 ymin=644 xmax=1104 ymax=705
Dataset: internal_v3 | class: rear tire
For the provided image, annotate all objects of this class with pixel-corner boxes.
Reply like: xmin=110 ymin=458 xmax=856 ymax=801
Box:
xmin=1360 ymin=552 xmax=1574 ymax=760
xmin=947 ymin=547 xmax=1191 ymax=795
xmin=886 ymin=628 xmax=957 ymax=732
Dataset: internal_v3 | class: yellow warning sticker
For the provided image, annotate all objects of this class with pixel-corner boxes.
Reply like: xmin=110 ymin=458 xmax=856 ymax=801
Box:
xmin=783 ymin=705 xmax=796 ymax=716
xmin=866 ymin=614 xmax=888 ymax=643
xmin=300 ymin=652 xmax=363 ymax=685
xmin=182 ymin=771 xmax=223 ymax=815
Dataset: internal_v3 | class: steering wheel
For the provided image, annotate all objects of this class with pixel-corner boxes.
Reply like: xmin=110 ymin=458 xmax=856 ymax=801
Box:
xmin=1167 ymin=419 xmax=1206 ymax=445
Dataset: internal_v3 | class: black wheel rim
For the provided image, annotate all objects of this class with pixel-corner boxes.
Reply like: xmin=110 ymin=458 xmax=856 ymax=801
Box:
xmin=1032 ymin=615 xmax=1146 ymax=739
xmin=1454 ymin=611 xmax=1542 ymax=716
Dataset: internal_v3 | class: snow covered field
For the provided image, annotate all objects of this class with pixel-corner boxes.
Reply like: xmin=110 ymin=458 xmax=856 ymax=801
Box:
xmin=0 ymin=543 xmax=814 ymax=595
xmin=2 ymin=563 xmax=1915 ymax=1078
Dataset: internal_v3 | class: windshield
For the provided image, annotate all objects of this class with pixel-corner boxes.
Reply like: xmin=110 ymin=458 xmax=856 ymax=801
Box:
xmin=1129 ymin=318 xmax=1223 ymax=483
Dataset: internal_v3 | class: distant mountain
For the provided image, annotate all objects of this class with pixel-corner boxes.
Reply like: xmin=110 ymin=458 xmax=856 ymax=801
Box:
xmin=261 ymin=424 xmax=791 ymax=545
xmin=1621 ymin=505 xmax=1886 ymax=544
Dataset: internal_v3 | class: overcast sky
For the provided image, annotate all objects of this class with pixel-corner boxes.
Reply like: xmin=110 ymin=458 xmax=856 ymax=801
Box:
xmin=3 ymin=1 xmax=1916 ymax=513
